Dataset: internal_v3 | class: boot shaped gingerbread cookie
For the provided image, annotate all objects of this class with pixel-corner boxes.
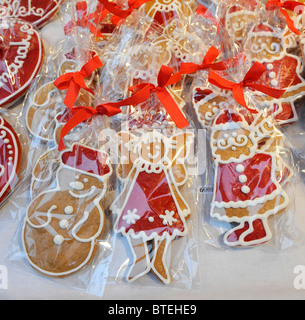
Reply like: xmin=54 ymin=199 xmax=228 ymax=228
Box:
xmin=23 ymin=144 xmax=112 ymax=277
xmin=112 ymin=130 xmax=194 ymax=284
xmin=210 ymin=108 xmax=291 ymax=247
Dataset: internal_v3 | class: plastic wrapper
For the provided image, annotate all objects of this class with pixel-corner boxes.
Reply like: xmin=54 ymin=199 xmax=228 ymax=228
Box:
xmin=0 ymin=18 xmax=44 ymax=108
xmin=92 ymin=11 xmax=200 ymax=288
xmin=0 ymin=0 xmax=64 ymax=28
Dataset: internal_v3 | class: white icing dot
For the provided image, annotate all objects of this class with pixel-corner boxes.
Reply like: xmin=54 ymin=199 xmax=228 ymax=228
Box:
xmin=267 ymin=64 xmax=273 ymax=70
xmin=224 ymin=134 xmax=229 ymax=139
xmin=239 ymin=175 xmax=248 ymax=183
xmin=75 ymin=175 xmax=80 ymax=180
xmin=232 ymin=132 xmax=237 ymax=138
xmin=212 ymin=102 xmax=217 ymax=106
xmin=241 ymin=185 xmax=251 ymax=194
xmin=3 ymin=139 xmax=9 ymax=144
xmin=212 ymin=107 xmax=218 ymax=114
xmin=269 ymin=72 xmax=276 ymax=79
xmin=59 ymin=219 xmax=69 ymax=229
xmin=231 ymin=147 xmax=236 ymax=151
xmin=148 ymin=217 xmax=154 ymax=223
xmin=9 ymin=150 xmax=13 ymax=154
xmin=236 ymin=164 xmax=245 ymax=173
xmin=7 ymin=145 xmax=12 ymax=149
xmin=83 ymin=178 xmax=89 ymax=183
xmin=64 ymin=206 xmax=74 ymax=215
xmin=53 ymin=235 xmax=65 ymax=245
xmin=271 ymin=79 xmax=278 ymax=87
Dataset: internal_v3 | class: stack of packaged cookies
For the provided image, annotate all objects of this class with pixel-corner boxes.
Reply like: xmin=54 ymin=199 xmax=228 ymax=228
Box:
xmin=1 ymin=0 xmax=305 ymax=297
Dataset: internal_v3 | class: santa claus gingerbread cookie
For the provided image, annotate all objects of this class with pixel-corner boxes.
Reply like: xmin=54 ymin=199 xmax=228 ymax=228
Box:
xmin=0 ymin=19 xmax=43 ymax=107
xmin=244 ymin=22 xmax=305 ymax=125
xmin=23 ymin=144 xmax=112 ymax=277
xmin=0 ymin=0 xmax=63 ymax=28
xmin=0 ymin=115 xmax=21 ymax=205
xmin=210 ymin=109 xmax=291 ymax=247
xmin=112 ymin=130 xmax=194 ymax=284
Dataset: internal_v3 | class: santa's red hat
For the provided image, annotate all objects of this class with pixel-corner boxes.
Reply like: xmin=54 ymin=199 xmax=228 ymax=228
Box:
xmin=251 ymin=23 xmax=276 ymax=34
xmin=213 ymin=109 xmax=245 ymax=130
xmin=61 ymin=144 xmax=111 ymax=178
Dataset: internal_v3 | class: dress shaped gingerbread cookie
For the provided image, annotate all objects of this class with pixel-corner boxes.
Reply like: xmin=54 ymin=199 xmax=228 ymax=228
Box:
xmin=0 ymin=19 xmax=43 ymax=107
xmin=112 ymin=130 xmax=194 ymax=284
xmin=244 ymin=22 xmax=305 ymax=125
xmin=23 ymin=144 xmax=112 ymax=277
xmin=0 ymin=0 xmax=64 ymax=28
xmin=210 ymin=109 xmax=290 ymax=247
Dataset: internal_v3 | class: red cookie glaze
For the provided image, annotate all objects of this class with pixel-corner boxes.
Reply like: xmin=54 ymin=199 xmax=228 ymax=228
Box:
xmin=0 ymin=19 xmax=43 ymax=107
xmin=0 ymin=116 xmax=22 ymax=204
xmin=0 ymin=0 xmax=63 ymax=28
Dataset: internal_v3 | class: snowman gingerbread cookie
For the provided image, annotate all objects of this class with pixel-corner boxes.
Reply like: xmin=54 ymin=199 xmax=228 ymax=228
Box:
xmin=112 ymin=130 xmax=194 ymax=284
xmin=23 ymin=144 xmax=112 ymax=277
xmin=210 ymin=109 xmax=291 ymax=247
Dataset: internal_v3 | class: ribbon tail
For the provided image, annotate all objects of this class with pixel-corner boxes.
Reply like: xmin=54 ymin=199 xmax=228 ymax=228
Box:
xmin=157 ymin=89 xmax=189 ymax=129
xmin=180 ymin=62 xmax=200 ymax=74
xmin=80 ymin=55 xmax=103 ymax=77
xmin=281 ymin=8 xmax=300 ymax=35
xmin=58 ymin=109 xmax=95 ymax=151
xmin=64 ymin=81 xmax=81 ymax=109
xmin=249 ymin=83 xmax=286 ymax=99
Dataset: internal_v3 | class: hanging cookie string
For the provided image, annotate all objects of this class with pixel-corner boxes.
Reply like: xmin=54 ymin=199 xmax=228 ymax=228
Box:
xmin=98 ymin=0 xmax=153 ymax=25
xmin=180 ymin=46 xmax=246 ymax=75
xmin=64 ymin=1 xmax=107 ymax=38
xmin=266 ymin=0 xmax=305 ymax=35
xmin=54 ymin=55 xmax=103 ymax=109
xmin=208 ymin=61 xmax=286 ymax=113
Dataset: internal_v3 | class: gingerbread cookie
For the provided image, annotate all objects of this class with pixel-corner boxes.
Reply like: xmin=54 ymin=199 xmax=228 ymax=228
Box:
xmin=0 ymin=19 xmax=43 ymax=107
xmin=23 ymin=144 xmax=112 ymax=277
xmin=210 ymin=109 xmax=290 ymax=247
xmin=0 ymin=115 xmax=21 ymax=204
xmin=244 ymin=22 xmax=305 ymax=125
xmin=112 ymin=130 xmax=194 ymax=284
xmin=0 ymin=0 xmax=63 ymax=28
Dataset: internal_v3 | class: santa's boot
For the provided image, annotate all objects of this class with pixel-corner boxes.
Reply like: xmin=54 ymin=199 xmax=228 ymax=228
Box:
xmin=224 ymin=219 xmax=271 ymax=247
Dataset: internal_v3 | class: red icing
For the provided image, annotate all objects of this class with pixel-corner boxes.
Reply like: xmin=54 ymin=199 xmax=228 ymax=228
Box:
xmin=61 ymin=144 xmax=111 ymax=177
xmin=215 ymin=153 xmax=277 ymax=203
xmin=116 ymin=168 xmax=185 ymax=238
xmin=0 ymin=0 xmax=63 ymax=27
xmin=215 ymin=109 xmax=244 ymax=125
xmin=0 ymin=117 xmax=21 ymax=204
xmin=0 ymin=20 xmax=43 ymax=107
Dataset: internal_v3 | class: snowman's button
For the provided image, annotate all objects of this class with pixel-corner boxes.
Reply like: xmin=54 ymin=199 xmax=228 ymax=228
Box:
xmin=241 ymin=186 xmax=251 ymax=194
xmin=59 ymin=219 xmax=69 ymax=229
xmin=239 ymin=175 xmax=248 ymax=183
xmin=64 ymin=206 xmax=74 ymax=215
xmin=266 ymin=64 xmax=273 ymax=70
xmin=53 ymin=235 xmax=65 ymax=245
xmin=148 ymin=217 xmax=154 ymax=223
xmin=236 ymin=164 xmax=245 ymax=173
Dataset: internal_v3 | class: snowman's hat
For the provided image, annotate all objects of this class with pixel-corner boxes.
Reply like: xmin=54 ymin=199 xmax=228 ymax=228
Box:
xmin=213 ymin=109 xmax=246 ymax=131
xmin=61 ymin=144 xmax=111 ymax=179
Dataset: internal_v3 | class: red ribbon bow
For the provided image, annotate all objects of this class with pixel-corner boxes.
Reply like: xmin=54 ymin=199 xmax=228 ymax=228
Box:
xmin=54 ymin=55 xmax=103 ymax=109
xmin=208 ymin=62 xmax=286 ymax=113
xmin=64 ymin=1 xmax=108 ymax=37
xmin=128 ymin=65 xmax=189 ymax=129
xmin=266 ymin=0 xmax=305 ymax=35
xmin=180 ymin=46 xmax=245 ymax=75
xmin=98 ymin=0 xmax=152 ymax=25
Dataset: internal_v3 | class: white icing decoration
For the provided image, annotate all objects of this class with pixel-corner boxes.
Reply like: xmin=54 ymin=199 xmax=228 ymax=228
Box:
xmin=269 ymin=72 xmax=276 ymax=79
xmin=239 ymin=175 xmax=248 ymax=183
xmin=69 ymin=181 xmax=84 ymax=191
xmin=123 ymin=209 xmax=140 ymax=225
xmin=53 ymin=235 xmax=65 ymax=245
xmin=271 ymin=79 xmax=278 ymax=87
xmin=64 ymin=206 xmax=74 ymax=215
xmin=148 ymin=217 xmax=154 ymax=223
xmin=236 ymin=164 xmax=245 ymax=173
xmin=241 ymin=185 xmax=250 ymax=194
xmin=159 ymin=210 xmax=178 ymax=227
xmin=59 ymin=219 xmax=69 ymax=229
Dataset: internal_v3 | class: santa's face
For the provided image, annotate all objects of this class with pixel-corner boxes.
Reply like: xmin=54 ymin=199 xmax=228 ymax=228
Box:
xmin=227 ymin=12 xmax=256 ymax=41
xmin=246 ymin=35 xmax=283 ymax=60
xmin=59 ymin=168 xmax=104 ymax=198
xmin=212 ymin=128 xmax=256 ymax=162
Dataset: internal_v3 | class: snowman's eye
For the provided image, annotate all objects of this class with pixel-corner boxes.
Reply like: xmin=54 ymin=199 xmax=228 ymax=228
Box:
xmin=146 ymin=146 xmax=151 ymax=151
xmin=155 ymin=145 xmax=160 ymax=150
xmin=83 ymin=178 xmax=89 ymax=183
xmin=75 ymin=175 xmax=80 ymax=180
